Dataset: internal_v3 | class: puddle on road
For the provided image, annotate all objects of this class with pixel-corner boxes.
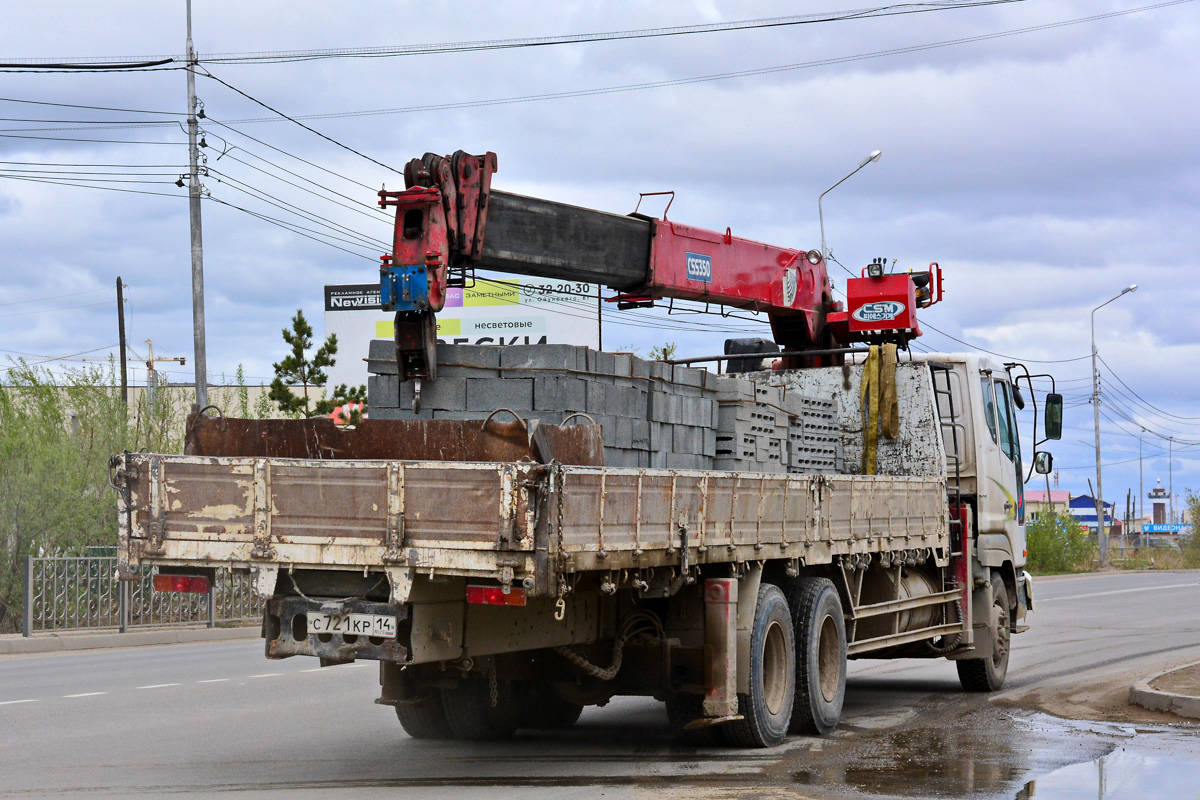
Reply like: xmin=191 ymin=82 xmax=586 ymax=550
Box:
xmin=1015 ymin=748 xmax=1200 ymax=799
xmin=782 ymin=703 xmax=1200 ymax=800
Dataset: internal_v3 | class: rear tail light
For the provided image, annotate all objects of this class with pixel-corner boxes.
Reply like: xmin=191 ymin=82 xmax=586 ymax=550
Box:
xmin=465 ymin=584 xmax=526 ymax=607
xmin=152 ymin=574 xmax=210 ymax=594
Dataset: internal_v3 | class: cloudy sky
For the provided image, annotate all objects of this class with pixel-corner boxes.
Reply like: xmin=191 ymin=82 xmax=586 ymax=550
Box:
xmin=1 ymin=0 xmax=1197 ymax=512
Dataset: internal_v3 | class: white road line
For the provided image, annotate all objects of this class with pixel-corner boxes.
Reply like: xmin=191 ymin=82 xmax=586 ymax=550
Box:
xmin=0 ymin=699 xmax=39 ymax=706
xmin=64 ymin=692 xmax=106 ymax=698
xmin=1040 ymin=582 xmax=1200 ymax=603
xmin=196 ymin=679 xmax=229 ymax=684
xmin=249 ymin=673 xmax=282 ymax=678
xmin=136 ymin=683 xmax=181 ymax=689
xmin=300 ymin=667 xmax=327 ymax=673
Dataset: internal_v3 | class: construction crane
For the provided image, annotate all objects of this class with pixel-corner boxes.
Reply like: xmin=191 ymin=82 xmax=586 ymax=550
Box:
xmin=377 ymin=150 xmax=942 ymax=406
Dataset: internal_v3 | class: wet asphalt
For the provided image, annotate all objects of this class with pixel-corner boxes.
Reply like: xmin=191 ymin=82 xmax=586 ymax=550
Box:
xmin=1 ymin=570 xmax=1198 ymax=799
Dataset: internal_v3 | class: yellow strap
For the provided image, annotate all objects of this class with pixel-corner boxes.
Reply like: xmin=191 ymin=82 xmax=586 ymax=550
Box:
xmin=861 ymin=345 xmax=880 ymax=475
xmin=860 ymin=343 xmax=900 ymax=475
xmin=880 ymin=343 xmax=900 ymax=439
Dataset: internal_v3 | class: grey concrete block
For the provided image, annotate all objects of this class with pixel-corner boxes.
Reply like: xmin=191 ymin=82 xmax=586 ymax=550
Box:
xmin=416 ymin=377 xmax=467 ymax=410
xmin=466 ymin=377 xmax=534 ymax=412
xmin=500 ymin=344 xmax=584 ymax=371
xmin=611 ymin=353 xmax=633 ymax=379
xmin=590 ymin=350 xmax=617 ymax=376
xmin=436 ymin=343 xmax=502 ymax=370
xmin=631 ymin=418 xmax=651 ymax=449
xmin=714 ymin=377 xmax=754 ymax=403
xmin=649 ymin=391 xmax=682 ymax=424
xmin=631 ymin=357 xmax=653 ymax=381
xmin=533 ymin=377 xmax=588 ymax=413
xmin=673 ymin=365 xmax=705 ymax=389
xmin=650 ymin=422 xmax=672 ymax=452
xmin=586 ymin=381 xmax=607 ymax=414
xmin=704 ymin=428 xmax=717 ymax=458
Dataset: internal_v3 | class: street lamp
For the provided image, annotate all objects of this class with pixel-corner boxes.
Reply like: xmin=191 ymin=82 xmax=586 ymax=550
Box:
xmin=819 ymin=149 xmax=882 ymax=259
xmin=1091 ymin=283 xmax=1137 ymax=566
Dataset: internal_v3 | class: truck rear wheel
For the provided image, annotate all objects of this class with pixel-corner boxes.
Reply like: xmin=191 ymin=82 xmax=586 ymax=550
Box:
xmin=440 ymin=679 xmax=523 ymax=740
xmin=721 ymin=583 xmax=796 ymax=748
xmin=787 ymin=577 xmax=846 ymax=735
xmin=665 ymin=692 xmax=722 ymax=746
xmin=956 ymin=572 xmax=1010 ymax=692
xmin=523 ymin=684 xmax=584 ymax=730
xmin=395 ymin=693 xmax=454 ymax=739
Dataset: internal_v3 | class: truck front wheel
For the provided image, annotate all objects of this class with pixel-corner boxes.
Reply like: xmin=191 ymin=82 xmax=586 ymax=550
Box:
xmin=787 ymin=577 xmax=847 ymax=735
xmin=721 ymin=583 xmax=796 ymax=748
xmin=956 ymin=572 xmax=1010 ymax=692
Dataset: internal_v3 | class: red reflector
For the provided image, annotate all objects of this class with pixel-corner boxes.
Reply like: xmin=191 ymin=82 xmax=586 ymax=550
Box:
xmin=465 ymin=585 xmax=526 ymax=607
xmin=152 ymin=574 xmax=210 ymax=593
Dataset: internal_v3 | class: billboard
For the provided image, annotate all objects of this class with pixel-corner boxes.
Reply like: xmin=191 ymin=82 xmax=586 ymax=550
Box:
xmin=324 ymin=278 xmax=600 ymax=389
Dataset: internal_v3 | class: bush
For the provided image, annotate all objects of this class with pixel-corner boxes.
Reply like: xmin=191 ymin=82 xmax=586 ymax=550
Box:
xmin=1025 ymin=510 xmax=1095 ymax=573
xmin=0 ymin=360 xmax=181 ymax=632
xmin=1183 ymin=490 xmax=1200 ymax=569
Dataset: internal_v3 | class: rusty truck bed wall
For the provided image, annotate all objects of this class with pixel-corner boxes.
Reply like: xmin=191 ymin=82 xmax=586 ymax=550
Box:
xmin=115 ymin=451 xmax=949 ymax=589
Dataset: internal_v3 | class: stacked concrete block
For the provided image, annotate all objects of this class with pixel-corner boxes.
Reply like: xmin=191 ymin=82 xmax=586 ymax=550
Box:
xmin=367 ymin=341 xmax=842 ymax=475
xmin=367 ymin=341 xmax=716 ymax=469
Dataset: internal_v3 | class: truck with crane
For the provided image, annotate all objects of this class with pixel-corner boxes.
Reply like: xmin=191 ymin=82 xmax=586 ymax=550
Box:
xmin=112 ymin=150 xmax=1063 ymax=747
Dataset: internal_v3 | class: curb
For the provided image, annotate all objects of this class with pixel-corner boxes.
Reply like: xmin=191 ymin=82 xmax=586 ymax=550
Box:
xmin=0 ymin=626 xmax=260 ymax=656
xmin=1128 ymin=658 xmax=1200 ymax=719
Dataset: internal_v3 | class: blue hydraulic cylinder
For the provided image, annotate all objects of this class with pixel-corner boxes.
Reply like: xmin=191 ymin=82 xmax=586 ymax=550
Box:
xmin=380 ymin=264 xmax=431 ymax=312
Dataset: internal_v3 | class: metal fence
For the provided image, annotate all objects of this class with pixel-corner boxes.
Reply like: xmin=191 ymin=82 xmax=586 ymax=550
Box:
xmin=21 ymin=555 xmax=262 ymax=636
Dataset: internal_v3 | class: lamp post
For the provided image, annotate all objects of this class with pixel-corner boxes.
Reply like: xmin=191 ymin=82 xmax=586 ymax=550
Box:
xmin=1091 ymin=284 xmax=1137 ymax=566
xmin=819 ymin=150 xmax=882 ymax=259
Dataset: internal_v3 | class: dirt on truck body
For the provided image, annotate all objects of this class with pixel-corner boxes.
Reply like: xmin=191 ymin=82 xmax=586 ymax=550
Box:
xmin=114 ymin=348 xmax=1055 ymax=747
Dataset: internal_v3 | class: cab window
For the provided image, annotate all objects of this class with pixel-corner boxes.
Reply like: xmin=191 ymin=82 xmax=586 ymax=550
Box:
xmin=980 ymin=378 xmax=999 ymax=445
xmin=994 ymin=380 xmax=1019 ymax=463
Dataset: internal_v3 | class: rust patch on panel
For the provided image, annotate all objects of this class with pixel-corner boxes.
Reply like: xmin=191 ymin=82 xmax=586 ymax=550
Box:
xmin=185 ymin=414 xmax=602 ymax=465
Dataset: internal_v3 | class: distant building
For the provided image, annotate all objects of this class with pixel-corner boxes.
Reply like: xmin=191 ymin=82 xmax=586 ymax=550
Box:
xmin=1148 ymin=478 xmax=1171 ymax=525
xmin=1067 ymin=494 xmax=1117 ymax=534
xmin=1025 ymin=489 xmax=1071 ymax=521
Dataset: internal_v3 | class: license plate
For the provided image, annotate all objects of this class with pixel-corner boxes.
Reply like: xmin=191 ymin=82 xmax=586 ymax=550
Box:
xmin=308 ymin=611 xmax=397 ymax=639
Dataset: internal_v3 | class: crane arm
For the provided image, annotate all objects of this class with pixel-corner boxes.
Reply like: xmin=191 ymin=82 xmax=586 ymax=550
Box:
xmin=377 ymin=150 xmax=939 ymax=389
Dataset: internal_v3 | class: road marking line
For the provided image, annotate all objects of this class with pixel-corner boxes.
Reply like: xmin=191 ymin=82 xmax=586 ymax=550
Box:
xmin=136 ymin=683 xmax=181 ymax=689
xmin=300 ymin=668 xmax=327 ymax=673
xmin=1040 ymin=582 xmax=1200 ymax=603
xmin=249 ymin=673 xmax=282 ymax=678
xmin=64 ymin=692 xmax=106 ymax=698
xmin=0 ymin=699 xmax=39 ymax=706
xmin=196 ymin=679 xmax=229 ymax=684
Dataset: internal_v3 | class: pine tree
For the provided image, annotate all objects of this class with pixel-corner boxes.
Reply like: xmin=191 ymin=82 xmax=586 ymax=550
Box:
xmin=268 ymin=310 xmax=363 ymax=418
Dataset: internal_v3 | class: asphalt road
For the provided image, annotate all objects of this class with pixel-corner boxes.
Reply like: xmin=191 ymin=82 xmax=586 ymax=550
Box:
xmin=3 ymin=571 xmax=1200 ymax=799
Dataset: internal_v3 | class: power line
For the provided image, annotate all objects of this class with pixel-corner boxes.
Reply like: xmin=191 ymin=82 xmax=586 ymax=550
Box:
xmin=0 ymin=300 xmax=111 ymax=319
xmin=0 ymin=286 xmax=110 ymax=308
xmin=192 ymin=2 xmax=1027 ymax=64
xmin=205 ymin=196 xmax=380 ymax=261
xmin=1098 ymin=354 xmax=1200 ymax=421
xmin=194 ymin=1 xmax=1191 ymax=125
xmin=200 ymin=69 xmax=403 ymax=176
xmin=0 ymin=95 xmax=184 ymax=115
xmin=921 ymin=321 xmax=1091 ymax=364
xmin=0 ymin=3 xmax=1025 ymax=68
xmin=0 ymin=173 xmax=184 ymax=198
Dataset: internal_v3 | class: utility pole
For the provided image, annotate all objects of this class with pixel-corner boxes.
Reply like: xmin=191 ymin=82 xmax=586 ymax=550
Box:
xmin=1090 ymin=284 xmax=1136 ymax=567
xmin=1139 ymin=428 xmax=1145 ymax=527
xmin=1169 ymin=436 xmax=1175 ymax=525
xmin=186 ymin=0 xmax=208 ymax=410
xmin=116 ymin=277 xmax=128 ymax=412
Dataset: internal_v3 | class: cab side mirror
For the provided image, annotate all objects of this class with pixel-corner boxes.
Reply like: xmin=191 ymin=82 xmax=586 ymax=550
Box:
xmin=1044 ymin=393 xmax=1063 ymax=440
xmin=1034 ymin=451 xmax=1053 ymax=475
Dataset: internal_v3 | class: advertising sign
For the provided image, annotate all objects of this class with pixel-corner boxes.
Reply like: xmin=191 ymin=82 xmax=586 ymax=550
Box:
xmin=323 ymin=279 xmax=600 ymax=389
xmin=1142 ymin=524 xmax=1192 ymax=534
